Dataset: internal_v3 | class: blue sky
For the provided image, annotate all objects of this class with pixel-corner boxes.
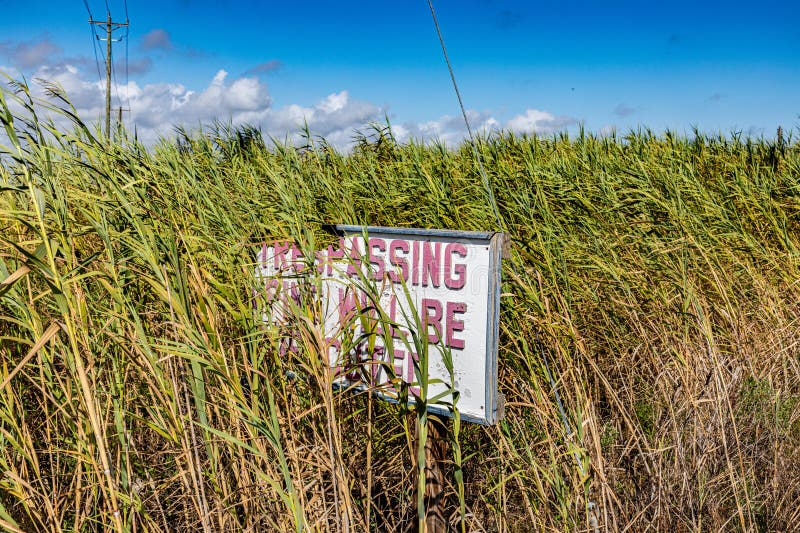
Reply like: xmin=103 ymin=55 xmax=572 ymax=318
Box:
xmin=0 ymin=0 xmax=797 ymax=145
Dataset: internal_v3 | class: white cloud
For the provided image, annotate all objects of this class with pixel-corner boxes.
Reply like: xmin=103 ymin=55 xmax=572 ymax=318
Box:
xmin=391 ymin=108 xmax=575 ymax=145
xmin=0 ymin=38 xmax=62 ymax=69
xmin=1 ymin=61 xmax=576 ymax=150
xmin=505 ymin=109 xmax=576 ymax=134
xmin=0 ymin=64 xmax=383 ymax=147
xmin=317 ymin=92 xmax=348 ymax=114
xmin=393 ymin=110 xmax=501 ymax=146
xmin=0 ymin=65 xmax=21 ymax=79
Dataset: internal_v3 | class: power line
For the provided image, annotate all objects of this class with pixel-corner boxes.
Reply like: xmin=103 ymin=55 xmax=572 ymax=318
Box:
xmin=426 ymin=0 xmax=503 ymax=232
xmin=90 ymin=12 xmax=128 ymax=139
xmin=110 ymin=39 xmax=130 ymax=134
xmin=89 ymin=26 xmax=104 ymax=84
xmin=426 ymin=3 xmax=599 ymax=528
xmin=83 ymin=0 xmax=104 ymax=85
xmin=111 ymin=38 xmax=121 ymax=112
xmin=123 ymin=0 xmax=131 ymax=117
xmin=124 ymin=31 xmax=130 ymax=115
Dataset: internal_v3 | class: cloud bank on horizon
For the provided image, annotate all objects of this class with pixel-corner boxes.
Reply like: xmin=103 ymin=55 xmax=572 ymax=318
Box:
xmin=0 ymin=32 xmax=576 ymax=149
xmin=1 ymin=0 xmax=797 ymax=148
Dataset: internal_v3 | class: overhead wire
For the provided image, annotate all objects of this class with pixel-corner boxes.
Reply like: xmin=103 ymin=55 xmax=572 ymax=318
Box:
xmin=89 ymin=0 xmax=130 ymax=131
xmin=91 ymin=27 xmax=104 ymax=86
xmin=425 ymin=4 xmax=598 ymax=524
xmin=426 ymin=0 xmax=503 ymax=233
xmin=111 ymin=39 xmax=122 ymax=118
xmin=83 ymin=0 xmax=104 ymax=85
xmin=124 ymin=0 xmax=131 ymax=116
xmin=109 ymin=2 xmax=119 ymax=117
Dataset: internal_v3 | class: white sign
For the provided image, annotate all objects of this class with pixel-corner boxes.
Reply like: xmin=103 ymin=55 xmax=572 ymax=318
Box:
xmin=255 ymin=226 xmax=504 ymax=425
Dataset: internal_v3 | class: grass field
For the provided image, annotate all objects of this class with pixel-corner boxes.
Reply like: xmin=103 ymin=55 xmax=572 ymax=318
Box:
xmin=1 ymin=83 xmax=799 ymax=531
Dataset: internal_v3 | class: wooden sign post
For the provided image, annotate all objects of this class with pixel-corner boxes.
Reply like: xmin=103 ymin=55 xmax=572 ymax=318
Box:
xmin=424 ymin=416 xmax=448 ymax=532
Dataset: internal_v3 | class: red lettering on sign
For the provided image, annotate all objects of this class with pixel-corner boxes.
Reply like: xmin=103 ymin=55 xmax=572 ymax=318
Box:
xmin=263 ymin=278 xmax=279 ymax=303
xmin=290 ymin=245 xmax=305 ymax=272
xmin=388 ymin=240 xmax=409 ymax=282
xmin=422 ymin=298 xmax=443 ymax=344
xmin=411 ymin=241 xmax=420 ymax=285
xmin=260 ymin=243 xmax=269 ymax=269
xmin=324 ymin=239 xmax=345 ymax=276
xmin=338 ymin=288 xmax=358 ymax=322
xmin=346 ymin=238 xmax=363 ymax=276
xmin=422 ymin=241 xmax=441 ymax=287
xmin=368 ymin=238 xmax=386 ymax=280
xmin=314 ymin=249 xmax=326 ymax=274
xmin=274 ymin=242 xmax=290 ymax=270
xmin=444 ymin=242 xmax=467 ymax=289
xmin=446 ymin=302 xmax=466 ymax=349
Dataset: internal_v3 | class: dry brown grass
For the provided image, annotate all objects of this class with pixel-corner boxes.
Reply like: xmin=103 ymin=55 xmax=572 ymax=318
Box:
xmin=1 ymin=86 xmax=799 ymax=531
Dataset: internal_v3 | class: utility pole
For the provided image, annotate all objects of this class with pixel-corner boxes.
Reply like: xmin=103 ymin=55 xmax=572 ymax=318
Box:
xmin=117 ymin=106 xmax=130 ymax=139
xmin=89 ymin=13 xmax=128 ymax=139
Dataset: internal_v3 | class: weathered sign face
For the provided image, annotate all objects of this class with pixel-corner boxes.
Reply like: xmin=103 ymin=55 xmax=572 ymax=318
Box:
xmin=256 ymin=225 xmax=504 ymax=425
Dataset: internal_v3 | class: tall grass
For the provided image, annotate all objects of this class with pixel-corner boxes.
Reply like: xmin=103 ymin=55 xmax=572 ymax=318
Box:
xmin=1 ymin=82 xmax=799 ymax=531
